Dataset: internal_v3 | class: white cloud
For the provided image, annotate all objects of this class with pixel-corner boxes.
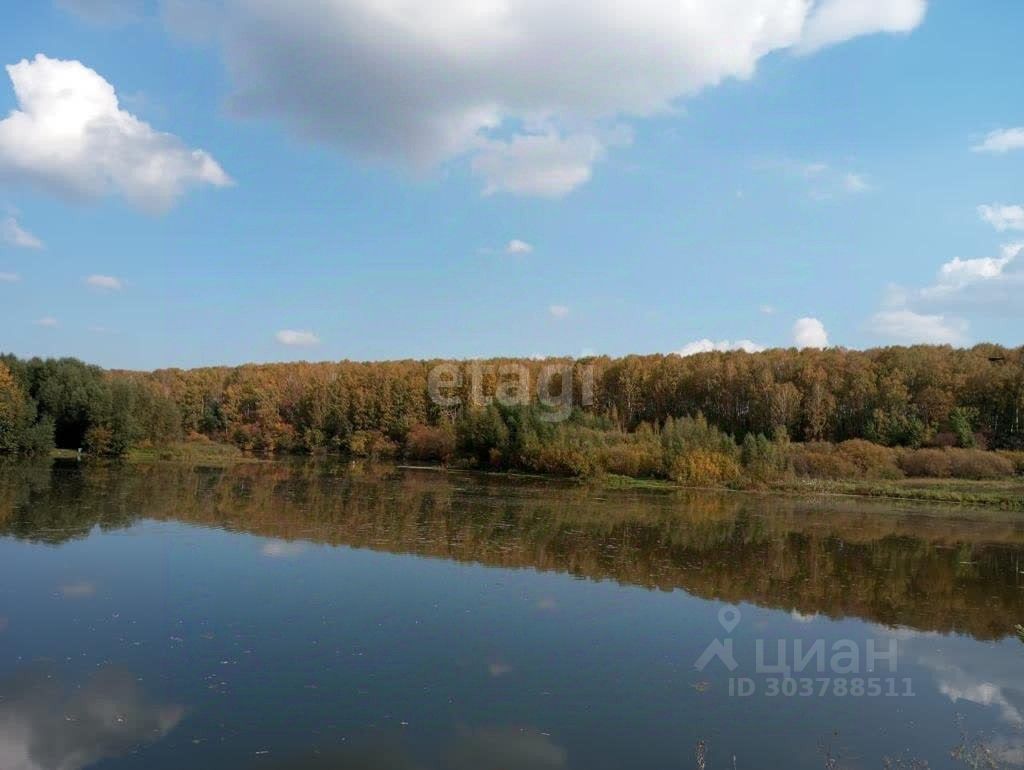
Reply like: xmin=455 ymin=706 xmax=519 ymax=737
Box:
xmin=473 ymin=131 xmax=613 ymax=198
xmin=867 ymin=309 xmax=967 ymax=344
xmin=0 ymin=54 xmax=231 ymax=211
xmin=676 ymin=338 xmax=765 ymax=356
xmin=56 ymin=0 xmax=144 ymax=24
xmin=933 ymin=245 xmax=1019 ymax=288
xmin=548 ymin=305 xmax=570 ymax=320
xmin=763 ymin=158 xmax=874 ymax=199
xmin=275 ymin=329 xmax=321 ymax=346
xmin=1 ymin=215 xmax=43 ymax=249
xmin=33 ymin=316 xmax=58 ymax=327
xmin=916 ymin=243 xmax=1023 ymax=309
xmin=843 ymin=172 xmax=870 ymax=193
xmin=796 ymin=0 xmax=927 ymax=54
xmin=184 ymin=0 xmax=926 ymax=196
xmin=793 ymin=317 xmax=829 ymax=348
xmin=0 ymin=272 xmax=19 ymax=282
xmin=759 ymin=304 xmax=776 ymax=315
xmin=84 ymin=274 xmax=123 ymax=290
xmin=506 ymin=239 xmax=533 ymax=255
xmin=802 ymin=162 xmax=830 ymax=177
xmin=979 ymin=204 xmax=1024 ymax=232
xmin=972 ymin=127 xmax=1024 ymax=154
xmin=867 ymin=235 xmax=1024 ymax=344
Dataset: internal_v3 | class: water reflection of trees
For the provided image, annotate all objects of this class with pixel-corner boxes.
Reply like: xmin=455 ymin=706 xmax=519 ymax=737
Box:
xmin=2 ymin=460 xmax=1023 ymax=640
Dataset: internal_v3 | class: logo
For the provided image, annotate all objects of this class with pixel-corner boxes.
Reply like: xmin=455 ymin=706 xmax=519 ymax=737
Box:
xmin=693 ymin=605 xmax=914 ymax=699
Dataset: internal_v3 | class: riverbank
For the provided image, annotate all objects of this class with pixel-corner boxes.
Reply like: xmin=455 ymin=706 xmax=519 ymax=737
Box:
xmin=395 ymin=461 xmax=1024 ymax=511
xmin=51 ymin=439 xmax=1024 ymax=509
xmin=601 ymin=472 xmax=1024 ymax=509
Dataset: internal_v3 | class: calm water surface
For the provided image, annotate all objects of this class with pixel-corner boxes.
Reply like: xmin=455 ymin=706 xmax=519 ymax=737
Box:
xmin=1 ymin=460 xmax=1023 ymax=769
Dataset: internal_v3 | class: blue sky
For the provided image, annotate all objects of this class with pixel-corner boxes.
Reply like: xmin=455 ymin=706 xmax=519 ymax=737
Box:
xmin=1 ymin=0 xmax=1022 ymax=370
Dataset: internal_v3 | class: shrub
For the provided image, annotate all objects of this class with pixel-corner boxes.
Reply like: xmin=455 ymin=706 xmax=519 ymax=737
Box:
xmin=524 ymin=443 xmax=594 ymax=477
xmin=348 ymin=430 xmax=399 ymax=459
xmin=790 ymin=443 xmax=858 ymax=480
xmin=669 ymin=449 xmax=741 ymax=487
xmin=662 ymin=413 xmax=738 ymax=469
xmin=997 ymin=450 xmax=1024 ymax=475
xmin=598 ymin=442 xmax=662 ymax=478
xmin=404 ymin=423 xmax=456 ymax=463
xmin=898 ymin=448 xmax=952 ymax=478
xmin=947 ymin=448 xmax=1015 ymax=480
xmin=835 ymin=439 xmax=902 ymax=479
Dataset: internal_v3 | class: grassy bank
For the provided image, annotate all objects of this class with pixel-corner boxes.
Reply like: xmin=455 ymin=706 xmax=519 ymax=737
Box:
xmin=597 ymin=471 xmax=1024 ymax=509
xmin=769 ymin=477 xmax=1024 ymax=509
xmin=51 ymin=440 xmax=251 ymax=466
xmin=124 ymin=441 xmax=252 ymax=466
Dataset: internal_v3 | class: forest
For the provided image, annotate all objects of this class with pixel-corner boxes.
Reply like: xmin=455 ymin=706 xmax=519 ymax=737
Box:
xmin=1 ymin=345 xmax=1022 ymax=486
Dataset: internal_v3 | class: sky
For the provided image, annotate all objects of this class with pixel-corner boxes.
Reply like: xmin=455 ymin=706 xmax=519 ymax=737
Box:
xmin=0 ymin=0 xmax=1022 ymax=370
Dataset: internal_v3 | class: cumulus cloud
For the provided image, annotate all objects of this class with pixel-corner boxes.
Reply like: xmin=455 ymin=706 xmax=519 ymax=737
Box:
xmin=867 ymin=215 xmax=1024 ymax=343
xmin=505 ymin=239 xmax=533 ymax=255
xmin=0 ymin=54 xmax=231 ymax=211
xmin=972 ymin=127 xmax=1024 ymax=154
xmin=677 ymin=338 xmax=765 ymax=356
xmin=548 ymin=305 xmax=570 ymax=320
xmin=913 ymin=243 xmax=1024 ymax=313
xmin=181 ymin=0 xmax=927 ymax=196
xmin=275 ymin=329 xmax=320 ymax=347
xmin=84 ymin=274 xmax=123 ymax=290
xmin=867 ymin=309 xmax=967 ymax=345
xmin=56 ymin=0 xmax=145 ymax=24
xmin=2 ymin=215 xmax=43 ymax=249
xmin=979 ymin=204 xmax=1024 ymax=232
xmin=927 ymin=244 xmax=1020 ymax=292
xmin=473 ymin=130 xmax=616 ymax=197
xmin=796 ymin=0 xmax=926 ymax=54
xmin=793 ymin=317 xmax=829 ymax=348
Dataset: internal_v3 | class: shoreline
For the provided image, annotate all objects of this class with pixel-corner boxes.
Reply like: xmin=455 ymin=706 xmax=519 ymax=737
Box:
xmin=41 ymin=443 xmax=1024 ymax=511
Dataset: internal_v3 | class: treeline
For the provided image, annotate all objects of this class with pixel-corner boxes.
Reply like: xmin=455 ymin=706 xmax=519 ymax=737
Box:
xmin=0 ymin=345 xmax=1022 ymax=461
xmin=0 ymin=356 xmax=180 ymax=456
